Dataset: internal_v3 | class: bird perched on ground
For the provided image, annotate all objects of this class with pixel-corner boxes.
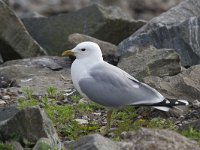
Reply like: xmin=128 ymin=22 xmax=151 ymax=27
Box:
xmin=62 ymin=41 xmax=189 ymax=133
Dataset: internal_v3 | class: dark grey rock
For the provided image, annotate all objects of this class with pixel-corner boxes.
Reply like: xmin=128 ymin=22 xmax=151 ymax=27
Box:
xmin=0 ymin=75 xmax=18 ymax=88
xmin=0 ymin=106 xmax=19 ymax=122
xmin=0 ymin=106 xmax=61 ymax=148
xmin=7 ymin=141 xmax=24 ymax=150
xmin=65 ymin=134 xmax=120 ymax=150
xmin=0 ymin=0 xmax=46 ymax=62
xmin=120 ymin=128 xmax=200 ymax=150
xmin=117 ymin=0 xmax=200 ymax=67
xmin=117 ymin=46 xmax=181 ymax=80
xmin=22 ymin=4 xmax=145 ymax=55
xmin=1 ymin=0 xmax=9 ymax=5
xmin=0 ymin=53 xmax=3 ymax=64
xmin=143 ymin=64 xmax=200 ymax=101
xmin=0 ymin=56 xmax=73 ymax=95
xmin=68 ymin=33 xmax=118 ymax=65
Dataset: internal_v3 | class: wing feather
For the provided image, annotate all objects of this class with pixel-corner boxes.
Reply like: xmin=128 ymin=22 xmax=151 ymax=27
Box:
xmin=79 ymin=62 xmax=164 ymax=107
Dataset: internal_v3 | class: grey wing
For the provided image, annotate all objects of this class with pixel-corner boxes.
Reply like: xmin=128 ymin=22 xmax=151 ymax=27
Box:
xmin=79 ymin=62 xmax=164 ymax=107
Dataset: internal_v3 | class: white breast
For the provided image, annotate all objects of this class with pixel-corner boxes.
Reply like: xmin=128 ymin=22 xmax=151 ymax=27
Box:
xmin=71 ymin=60 xmax=87 ymax=95
xmin=71 ymin=55 xmax=104 ymax=98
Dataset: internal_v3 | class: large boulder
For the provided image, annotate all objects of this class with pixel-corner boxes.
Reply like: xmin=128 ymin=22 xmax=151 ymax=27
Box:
xmin=143 ymin=65 xmax=200 ymax=101
xmin=65 ymin=134 xmax=120 ymax=150
xmin=0 ymin=0 xmax=46 ymax=62
xmin=68 ymin=33 xmax=118 ymax=64
xmin=22 ymin=4 xmax=145 ymax=55
xmin=117 ymin=46 xmax=181 ymax=80
xmin=0 ymin=106 xmax=61 ymax=148
xmin=120 ymin=128 xmax=200 ymax=150
xmin=117 ymin=0 xmax=200 ymax=67
xmin=0 ymin=56 xmax=73 ymax=95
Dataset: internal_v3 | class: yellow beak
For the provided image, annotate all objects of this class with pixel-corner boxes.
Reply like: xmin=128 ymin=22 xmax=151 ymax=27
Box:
xmin=62 ymin=50 xmax=74 ymax=56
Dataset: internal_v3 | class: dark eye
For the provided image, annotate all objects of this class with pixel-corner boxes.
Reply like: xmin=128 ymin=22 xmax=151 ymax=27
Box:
xmin=81 ymin=48 xmax=86 ymax=51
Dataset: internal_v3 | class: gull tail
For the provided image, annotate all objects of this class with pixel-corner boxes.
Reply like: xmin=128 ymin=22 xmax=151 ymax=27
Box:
xmin=152 ymin=98 xmax=189 ymax=112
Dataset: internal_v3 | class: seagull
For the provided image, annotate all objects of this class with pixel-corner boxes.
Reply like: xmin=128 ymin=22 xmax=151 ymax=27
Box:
xmin=62 ymin=41 xmax=189 ymax=132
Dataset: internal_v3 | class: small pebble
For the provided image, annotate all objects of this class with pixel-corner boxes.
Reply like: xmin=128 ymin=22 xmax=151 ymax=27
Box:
xmin=56 ymin=101 xmax=63 ymax=105
xmin=120 ymin=131 xmax=128 ymax=139
xmin=93 ymin=112 xmax=101 ymax=116
xmin=0 ymin=100 xmax=6 ymax=105
xmin=82 ymin=115 xmax=89 ymax=120
xmin=2 ymin=95 xmax=10 ymax=100
xmin=108 ymin=132 xmax=115 ymax=138
xmin=75 ymin=118 xmax=89 ymax=124
xmin=63 ymin=98 xmax=70 ymax=104
xmin=192 ymin=100 xmax=200 ymax=108
xmin=1 ymin=88 xmax=7 ymax=93
xmin=78 ymin=98 xmax=89 ymax=104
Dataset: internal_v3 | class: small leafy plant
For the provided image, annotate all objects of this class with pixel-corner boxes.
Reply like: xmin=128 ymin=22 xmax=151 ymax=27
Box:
xmin=0 ymin=143 xmax=13 ymax=150
xmin=181 ymin=127 xmax=200 ymax=144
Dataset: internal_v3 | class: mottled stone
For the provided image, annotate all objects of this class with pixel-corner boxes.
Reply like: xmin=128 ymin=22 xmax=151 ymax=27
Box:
xmin=118 ymin=46 xmax=181 ymax=80
xmin=118 ymin=0 xmax=200 ymax=67
xmin=120 ymin=128 xmax=200 ymax=150
xmin=0 ymin=0 xmax=46 ymax=62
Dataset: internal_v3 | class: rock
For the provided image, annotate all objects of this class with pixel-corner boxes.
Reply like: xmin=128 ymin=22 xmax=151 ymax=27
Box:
xmin=0 ymin=106 xmax=19 ymax=122
xmin=129 ymin=0 xmax=183 ymax=20
xmin=0 ymin=106 xmax=61 ymax=148
xmin=192 ymin=100 xmax=200 ymax=108
xmin=0 ymin=56 xmax=73 ymax=95
xmin=68 ymin=33 xmax=118 ymax=64
xmin=20 ymin=11 xmax=44 ymax=19
xmin=22 ymin=4 xmax=145 ymax=55
xmin=7 ymin=141 xmax=24 ymax=150
xmin=143 ymin=65 xmax=200 ymax=101
xmin=75 ymin=118 xmax=89 ymax=125
xmin=0 ymin=0 xmax=46 ymax=62
xmin=0 ymin=88 xmax=21 ymax=107
xmin=118 ymin=0 xmax=200 ymax=67
xmin=120 ymin=128 xmax=200 ymax=150
xmin=183 ymin=119 xmax=200 ymax=130
xmin=117 ymin=46 xmax=181 ymax=80
xmin=0 ymin=53 xmax=3 ymax=64
xmin=1 ymin=0 xmax=9 ymax=5
xmin=0 ymin=75 xmax=17 ymax=88
xmin=0 ymin=100 xmax=6 ymax=105
xmin=65 ymin=134 xmax=120 ymax=150
xmin=32 ymin=138 xmax=52 ymax=150
xmin=2 ymin=95 xmax=10 ymax=100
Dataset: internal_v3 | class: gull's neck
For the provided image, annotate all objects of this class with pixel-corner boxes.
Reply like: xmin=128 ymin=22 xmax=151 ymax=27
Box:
xmin=75 ymin=53 xmax=103 ymax=68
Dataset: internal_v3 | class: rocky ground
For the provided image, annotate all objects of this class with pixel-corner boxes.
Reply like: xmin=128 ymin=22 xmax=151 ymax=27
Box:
xmin=0 ymin=0 xmax=200 ymax=149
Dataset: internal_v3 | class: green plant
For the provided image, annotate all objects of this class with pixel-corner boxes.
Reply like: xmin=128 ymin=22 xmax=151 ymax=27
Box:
xmin=47 ymin=86 xmax=58 ymax=97
xmin=181 ymin=127 xmax=200 ymax=144
xmin=22 ymin=87 xmax=33 ymax=100
xmin=69 ymin=95 xmax=82 ymax=102
xmin=17 ymin=98 xmax=38 ymax=110
xmin=0 ymin=143 xmax=13 ymax=150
